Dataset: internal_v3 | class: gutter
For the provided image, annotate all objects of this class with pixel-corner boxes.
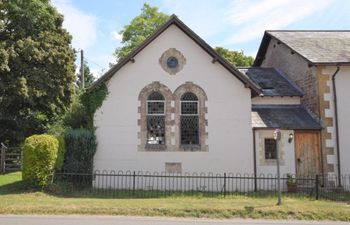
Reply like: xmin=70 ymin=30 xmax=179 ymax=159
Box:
xmin=331 ymin=65 xmax=341 ymax=186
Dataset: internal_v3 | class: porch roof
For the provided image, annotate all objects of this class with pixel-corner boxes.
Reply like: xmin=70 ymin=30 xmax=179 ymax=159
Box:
xmin=252 ymin=105 xmax=322 ymax=130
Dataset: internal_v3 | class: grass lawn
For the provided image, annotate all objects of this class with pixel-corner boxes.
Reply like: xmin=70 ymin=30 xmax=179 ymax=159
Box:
xmin=0 ymin=172 xmax=350 ymax=221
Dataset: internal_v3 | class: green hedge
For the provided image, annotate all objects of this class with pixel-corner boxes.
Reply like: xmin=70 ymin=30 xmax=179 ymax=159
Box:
xmin=63 ymin=129 xmax=97 ymax=173
xmin=55 ymin=136 xmax=66 ymax=170
xmin=22 ymin=134 xmax=59 ymax=188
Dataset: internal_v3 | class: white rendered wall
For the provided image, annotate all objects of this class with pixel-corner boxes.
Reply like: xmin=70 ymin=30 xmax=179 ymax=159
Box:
xmin=252 ymin=96 xmax=300 ymax=105
xmin=321 ymin=66 xmax=350 ymax=177
xmin=94 ymin=25 xmax=254 ymax=174
xmin=255 ymin=129 xmax=296 ymax=175
xmin=254 ymin=129 xmax=296 ymax=190
xmin=334 ymin=66 xmax=350 ymax=175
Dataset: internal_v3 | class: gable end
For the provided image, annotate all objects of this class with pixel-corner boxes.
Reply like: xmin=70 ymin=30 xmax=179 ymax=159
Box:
xmin=89 ymin=15 xmax=261 ymax=96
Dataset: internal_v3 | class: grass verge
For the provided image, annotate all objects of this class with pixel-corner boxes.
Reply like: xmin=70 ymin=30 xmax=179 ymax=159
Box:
xmin=0 ymin=172 xmax=349 ymax=221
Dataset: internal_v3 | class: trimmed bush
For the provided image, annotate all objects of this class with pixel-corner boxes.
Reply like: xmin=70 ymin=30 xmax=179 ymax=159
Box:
xmin=63 ymin=129 xmax=97 ymax=173
xmin=22 ymin=134 xmax=59 ymax=188
xmin=55 ymin=136 xmax=66 ymax=170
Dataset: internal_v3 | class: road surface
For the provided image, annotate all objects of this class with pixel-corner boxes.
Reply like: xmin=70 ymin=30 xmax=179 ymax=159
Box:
xmin=0 ymin=215 xmax=349 ymax=225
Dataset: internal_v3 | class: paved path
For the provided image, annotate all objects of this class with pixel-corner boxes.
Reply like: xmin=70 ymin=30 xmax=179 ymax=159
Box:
xmin=0 ymin=215 xmax=349 ymax=225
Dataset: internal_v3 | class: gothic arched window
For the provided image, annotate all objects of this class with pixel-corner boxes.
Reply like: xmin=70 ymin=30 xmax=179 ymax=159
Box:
xmin=180 ymin=92 xmax=199 ymax=145
xmin=146 ymin=92 xmax=165 ymax=146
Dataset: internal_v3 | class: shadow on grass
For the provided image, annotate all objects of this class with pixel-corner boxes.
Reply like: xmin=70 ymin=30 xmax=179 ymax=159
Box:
xmin=0 ymin=180 xmax=39 ymax=195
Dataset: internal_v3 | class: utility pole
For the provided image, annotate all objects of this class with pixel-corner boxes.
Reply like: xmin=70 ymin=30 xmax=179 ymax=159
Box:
xmin=274 ymin=129 xmax=282 ymax=205
xmin=80 ymin=49 xmax=85 ymax=89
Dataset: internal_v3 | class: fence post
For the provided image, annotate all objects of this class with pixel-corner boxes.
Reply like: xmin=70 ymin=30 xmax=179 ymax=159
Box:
xmin=315 ymin=174 xmax=319 ymax=200
xmin=0 ymin=145 xmax=5 ymax=174
xmin=223 ymin=172 xmax=227 ymax=198
xmin=132 ymin=171 xmax=136 ymax=196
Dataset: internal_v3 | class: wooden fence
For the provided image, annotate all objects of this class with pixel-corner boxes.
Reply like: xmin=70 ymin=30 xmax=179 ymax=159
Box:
xmin=0 ymin=143 xmax=22 ymax=174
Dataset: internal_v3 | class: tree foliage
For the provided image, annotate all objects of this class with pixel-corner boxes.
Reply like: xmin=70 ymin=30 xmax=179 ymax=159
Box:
xmin=114 ymin=3 xmax=169 ymax=60
xmin=63 ymin=84 xmax=108 ymax=130
xmin=0 ymin=0 xmax=76 ymax=145
xmin=76 ymin=62 xmax=95 ymax=89
xmin=214 ymin=47 xmax=254 ymax=67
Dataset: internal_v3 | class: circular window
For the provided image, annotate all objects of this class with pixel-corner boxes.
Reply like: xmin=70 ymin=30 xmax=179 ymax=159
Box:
xmin=159 ymin=48 xmax=186 ymax=75
xmin=167 ymin=57 xmax=178 ymax=68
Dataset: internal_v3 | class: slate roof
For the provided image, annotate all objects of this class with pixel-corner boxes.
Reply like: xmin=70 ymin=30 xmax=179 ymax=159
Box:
xmin=89 ymin=15 xmax=261 ymax=96
xmin=252 ymin=105 xmax=322 ymax=130
xmin=238 ymin=67 xmax=303 ymax=97
xmin=254 ymin=30 xmax=350 ymax=66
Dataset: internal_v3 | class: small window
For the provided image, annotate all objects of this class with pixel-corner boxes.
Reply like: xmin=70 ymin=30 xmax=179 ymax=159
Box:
xmin=146 ymin=92 xmax=165 ymax=146
xmin=265 ymin=138 xmax=277 ymax=159
xmin=180 ymin=92 xmax=199 ymax=146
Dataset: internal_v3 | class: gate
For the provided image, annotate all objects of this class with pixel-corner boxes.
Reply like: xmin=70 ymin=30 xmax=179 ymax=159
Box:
xmin=0 ymin=143 xmax=22 ymax=174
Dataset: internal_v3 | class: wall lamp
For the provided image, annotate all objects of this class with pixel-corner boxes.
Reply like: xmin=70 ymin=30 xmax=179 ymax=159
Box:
xmin=288 ymin=132 xmax=294 ymax=143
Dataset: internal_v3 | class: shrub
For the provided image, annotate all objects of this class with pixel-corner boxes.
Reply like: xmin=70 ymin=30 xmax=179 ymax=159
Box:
xmin=63 ymin=129 xmax=97 ymax=173
xmin=22 ymin=134 xmax=59 ymax=188
xmin=55 ymin=136 xmax=66 ymax=170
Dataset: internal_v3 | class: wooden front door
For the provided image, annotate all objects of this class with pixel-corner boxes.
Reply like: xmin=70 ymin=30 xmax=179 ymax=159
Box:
xmin=294 ymin=131 xmax=321 ymax=177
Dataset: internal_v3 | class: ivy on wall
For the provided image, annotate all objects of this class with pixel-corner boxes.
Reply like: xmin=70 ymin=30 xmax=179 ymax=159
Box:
xmin=81 ymin=84 xmax=109 ymax=129
xmin=62 ymin=83 xmax=108 ymax=131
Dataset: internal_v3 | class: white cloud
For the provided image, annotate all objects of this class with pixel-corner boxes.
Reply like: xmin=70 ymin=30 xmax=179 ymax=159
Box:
xmin=160 ymin=0 xmax=333 ymax=47
xmin=224 ymin=0 xmax=333 ymax=44
xmin=111 ymin=31 xmax=122 ymax=41
xmin=52 ymin=0 xmax=98 ymax=49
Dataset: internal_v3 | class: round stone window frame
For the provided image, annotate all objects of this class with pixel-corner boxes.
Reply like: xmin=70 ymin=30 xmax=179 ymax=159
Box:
xmin=159 ymin=48 xmax=186 ymax=75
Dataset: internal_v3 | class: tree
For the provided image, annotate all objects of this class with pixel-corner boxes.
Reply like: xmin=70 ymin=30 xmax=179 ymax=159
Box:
xmin=114 ymin=3 xmax=169 ymax=60
xmin=77 ymin=62 xmax=95 ymax=89
xmin=0 ymin=0 xmax=76 ymax=145
xmin=214 ymin=47 xmax=254 ymax=67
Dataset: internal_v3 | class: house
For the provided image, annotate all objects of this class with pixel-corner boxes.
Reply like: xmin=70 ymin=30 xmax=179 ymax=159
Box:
xmin=89 ymin=15 xmax=321 ymax=177
xmin=254 ymin=31 xmax=350 ymax=183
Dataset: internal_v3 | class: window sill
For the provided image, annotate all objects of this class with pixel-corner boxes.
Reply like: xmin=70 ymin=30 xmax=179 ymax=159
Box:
xmin=145 ymin=144 xmax=166 ymax=151
xmin=180 ymin=144 xmax=201 ymax=151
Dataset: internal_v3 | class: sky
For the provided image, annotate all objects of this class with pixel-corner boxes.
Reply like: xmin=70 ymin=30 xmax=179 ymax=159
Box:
xmin=51 ymin=0 xmax=350 ymax=78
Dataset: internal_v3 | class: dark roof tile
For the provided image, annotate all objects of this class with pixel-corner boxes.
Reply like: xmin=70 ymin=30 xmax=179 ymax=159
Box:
xmin=239 ymin=67 xmax=303 ymax=96
xmin=252 ymin=105 xmax=322 ymax=130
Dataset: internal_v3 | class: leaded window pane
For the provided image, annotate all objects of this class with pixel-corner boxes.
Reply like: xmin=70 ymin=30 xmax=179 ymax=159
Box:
xmin=181 ymin=101 xmax=198 ymax=115
xmin=181 ymin=92 xmax=198 ymax=101
xmin=147 ymin=115 xmax=165 ymax=145
xmin=147 ymin=101 xmax=165 ymax=115
xmin=180 ymin=92 xmax=200 ymax=146
xmin=146 ymin=92 xmax=166 ymax=147
xmin=265 ymin=138 xmax=277 ymax=159
xmin=148 ymin=92 xmax=164 ymax=100
xmin=181 ymin=116 xmax=199 ymax=145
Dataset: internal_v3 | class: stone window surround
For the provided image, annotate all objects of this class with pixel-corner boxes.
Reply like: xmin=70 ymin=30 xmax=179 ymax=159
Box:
xmin=159 ymin=48 xmax=186 ymax=75
xmin=259 ymin=131 xmax=286 ymax=166
xmin=138 ymin=81 xmax=208 ymax=152
xmin=138 ymin=82 xmax=173 ymax=151
xmin=174 ymin=82 xmax=208 ymax=152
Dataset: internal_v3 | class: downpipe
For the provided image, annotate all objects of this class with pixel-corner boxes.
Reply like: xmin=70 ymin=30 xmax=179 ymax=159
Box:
xmin=331 ymin=65 xmax=341 ymax=186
